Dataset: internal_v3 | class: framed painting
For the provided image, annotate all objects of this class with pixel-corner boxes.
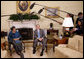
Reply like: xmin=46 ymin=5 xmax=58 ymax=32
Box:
xmin=16 ymin=1 xmax=31 ymax=14
xmin=45 ymin=7 xmax=60 ymax=18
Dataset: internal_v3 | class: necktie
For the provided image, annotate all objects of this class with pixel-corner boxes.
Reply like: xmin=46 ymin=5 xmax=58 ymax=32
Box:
xmin=38 ymin=30 xmax=40 ymax=38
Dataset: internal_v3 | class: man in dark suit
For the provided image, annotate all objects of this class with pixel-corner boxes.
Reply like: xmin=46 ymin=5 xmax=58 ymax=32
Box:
xmin=76 ymin=12 xmax=83 ymax=26
xmin=72 ymin=20 xmax=83 ymax=35
xmin=33 ymin=24 xmax=47 ymax=56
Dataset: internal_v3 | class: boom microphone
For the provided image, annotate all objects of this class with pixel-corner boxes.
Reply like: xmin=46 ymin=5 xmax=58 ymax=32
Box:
xmin=30 ymin=2 xmax=35 ymax=9
xmin=38 ymin=8 xmax=44 ymax=14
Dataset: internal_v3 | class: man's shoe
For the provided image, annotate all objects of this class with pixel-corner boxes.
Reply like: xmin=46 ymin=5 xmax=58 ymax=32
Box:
xmin=33 ymin=50 xmax=36 ymax=54
xmin=40 ymin=49 xmax=44 ymax=56
xmin=40 ymin=52 xmax=43 ymax=56
xmin=20 ymin=53 xmax=24 ymax=58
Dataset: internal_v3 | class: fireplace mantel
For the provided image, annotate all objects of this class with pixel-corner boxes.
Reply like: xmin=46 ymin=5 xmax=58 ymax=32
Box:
xmin=8 ymin=20 xmax=39 ymax=30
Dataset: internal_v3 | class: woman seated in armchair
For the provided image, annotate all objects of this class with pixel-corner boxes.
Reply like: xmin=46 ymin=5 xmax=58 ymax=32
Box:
xmin=8 ymin=26 xmax=24 ymax=58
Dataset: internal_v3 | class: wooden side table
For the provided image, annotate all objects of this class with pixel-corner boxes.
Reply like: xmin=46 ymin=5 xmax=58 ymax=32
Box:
xmin=54 ymin=37 xmax=69 ymax=45
xmin=57 ymin=37 xmax=68 ymax=44
xmin=47 ymin=39 xmax=57 ymax=52
xmin=46 ymin=29 xmax=59 ymax=52
xmin=52 ymin=37 xmax=69 ymax=51
xmin=47 ymin=29 xmax=59 ymax=36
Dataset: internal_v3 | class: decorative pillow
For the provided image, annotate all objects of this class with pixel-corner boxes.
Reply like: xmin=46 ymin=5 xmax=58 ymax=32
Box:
xmin=74 ymin=35 xmax=83 ymax=53
xmin=58 ymin=44 xmax=68 ymax=48
xmin=68 ymin=37 xmax=79 ymax=51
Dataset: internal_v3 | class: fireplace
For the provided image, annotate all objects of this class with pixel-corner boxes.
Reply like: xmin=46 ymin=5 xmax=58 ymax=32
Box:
xmin=17 ymin=28 xmax=33 ymax=40
xmin=8 ymin=20 xmax=38 ymax=40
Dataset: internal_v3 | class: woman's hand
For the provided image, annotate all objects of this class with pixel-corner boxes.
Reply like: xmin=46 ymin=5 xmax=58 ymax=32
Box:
xmin=13 ymin=39 xmax=19 ymax=40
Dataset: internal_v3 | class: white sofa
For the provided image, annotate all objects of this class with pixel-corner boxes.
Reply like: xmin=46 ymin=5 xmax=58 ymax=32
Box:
xmin=55 ymin=35 xmax=83 ymax=58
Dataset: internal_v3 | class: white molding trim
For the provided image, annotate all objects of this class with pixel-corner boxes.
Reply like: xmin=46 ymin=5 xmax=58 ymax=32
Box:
xmin=8 ymin=20 xmax=38 ymax=30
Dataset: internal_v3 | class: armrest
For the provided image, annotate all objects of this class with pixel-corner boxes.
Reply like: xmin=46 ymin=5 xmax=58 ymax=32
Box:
xmin=57 ymin=44 xmax=68 ymax=48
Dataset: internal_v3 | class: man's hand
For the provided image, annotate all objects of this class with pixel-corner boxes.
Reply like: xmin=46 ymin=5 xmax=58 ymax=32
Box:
xmin=39 ymin=38 xmax=43 ymax=41
xmin=73 ymin=28 xmax=78 ymax=31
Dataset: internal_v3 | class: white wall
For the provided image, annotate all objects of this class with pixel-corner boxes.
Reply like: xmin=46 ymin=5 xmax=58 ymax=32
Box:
xmin=1 ymin=1 xmax=83 ymax=35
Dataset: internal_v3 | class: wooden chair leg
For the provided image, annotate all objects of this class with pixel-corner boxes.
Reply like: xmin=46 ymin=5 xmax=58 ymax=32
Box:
xmin=45 ymin=45 xmax=47 ymax=52
xmin=53 ymin=44 xmax=55 ymax=52
xmin=23 ymin=43 xmax=25 ymax=53
xmin=4 ymin=42 xmax=6 ymax=50
xmin=24 ymin=45 xmax=25 ymax=53
xmin=24 ymin=48 xmax=25 ymax=53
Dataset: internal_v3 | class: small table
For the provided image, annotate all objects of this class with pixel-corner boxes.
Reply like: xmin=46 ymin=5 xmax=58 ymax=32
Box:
xmin=53 ymin=37 xmax=69 ymax=51
xmin=47 ymin=37 xmax=69 ymax=52
xmin=54 ymin=37 xmax=68 ymax=44
xmin=47 ymin=39 xmax=56 ymax=52
xmin=47 ymin=29 xmax=59 ymax=52
xmin=47 ymin=29 xmax=59 ymax=35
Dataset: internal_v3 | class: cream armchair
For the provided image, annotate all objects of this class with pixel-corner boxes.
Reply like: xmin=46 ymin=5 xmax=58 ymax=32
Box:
xmin=55 ymin=35 xmax=83 ymax=58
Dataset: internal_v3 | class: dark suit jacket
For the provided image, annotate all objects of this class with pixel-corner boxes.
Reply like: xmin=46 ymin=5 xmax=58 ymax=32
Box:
xmin=75 ymin=25 xmax=83 ymax=34
xmin=76 ymin=17 xmax=83 ymax=25
xmin=34 ymin=29 xmax=45 ymax=40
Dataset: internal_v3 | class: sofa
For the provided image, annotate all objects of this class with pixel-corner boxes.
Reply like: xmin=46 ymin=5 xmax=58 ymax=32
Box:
xmin=55 ymin=35 xmax=83 ymax=58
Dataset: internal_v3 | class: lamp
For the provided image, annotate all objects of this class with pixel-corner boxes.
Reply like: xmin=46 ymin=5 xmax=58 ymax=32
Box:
xmin=62 ymin=17 xmax=74 ymax=27
xmin=62 ymin=17 xmax=74 ymax=37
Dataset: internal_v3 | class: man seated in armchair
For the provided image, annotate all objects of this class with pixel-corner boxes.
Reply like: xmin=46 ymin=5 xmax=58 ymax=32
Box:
xmin=33 ymin=24 xmax=47 ymax=56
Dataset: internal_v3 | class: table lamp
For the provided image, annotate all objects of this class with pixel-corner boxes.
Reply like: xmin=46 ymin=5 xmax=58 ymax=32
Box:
xmin=62 ymin=17 xmax=74 ymax=37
